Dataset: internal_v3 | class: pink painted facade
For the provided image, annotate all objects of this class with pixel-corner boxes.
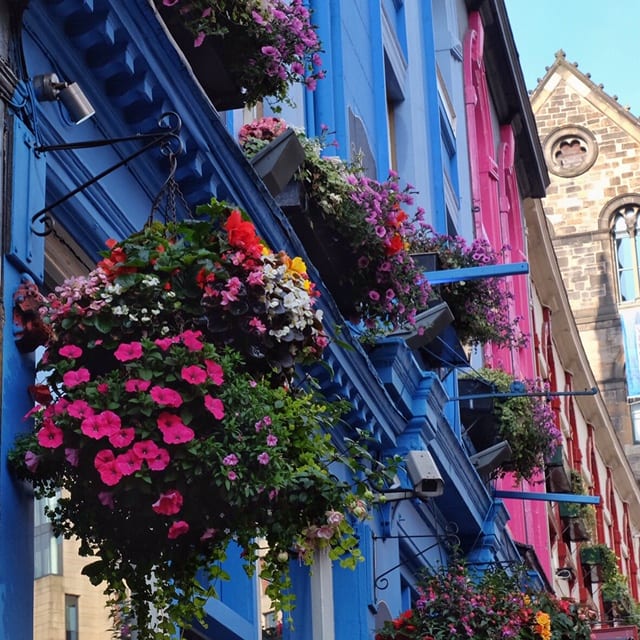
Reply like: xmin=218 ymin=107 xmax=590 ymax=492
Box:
xmin=463 ymin=11 xmax=552 ymax=581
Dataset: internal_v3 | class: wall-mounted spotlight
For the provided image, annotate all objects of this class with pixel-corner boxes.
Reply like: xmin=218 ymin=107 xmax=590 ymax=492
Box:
xmin=33 ymin=73 xmax=95 ymax=124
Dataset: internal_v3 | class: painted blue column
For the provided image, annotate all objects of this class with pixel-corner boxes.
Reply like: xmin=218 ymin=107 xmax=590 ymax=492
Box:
xmin=367 ymin=2 xmax=390 ymax=181
xmin=419 ymin=3 xmax=447 ymax=232
xmin=0 ymin=116 xmax=46 ymax=640
xmin=0 ymin=265 xmax=36 ymax=640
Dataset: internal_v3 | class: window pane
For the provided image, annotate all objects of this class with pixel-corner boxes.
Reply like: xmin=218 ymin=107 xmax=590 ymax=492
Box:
xmin=65 ymin=595 xmax=78 ymax=640
xmin=34 ymin=495 xmax=62 ymax=578
xmin=614 ymin=212 xmax=637 ymax=301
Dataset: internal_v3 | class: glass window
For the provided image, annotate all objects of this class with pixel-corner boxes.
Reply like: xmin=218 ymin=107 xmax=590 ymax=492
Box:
xmin=65 ymin=595 xmax=79 ymax=640
xmin=613 ymin=206 xmax=640 ymax=302
xmin=34 ymin=494 xmax=62 ymax=578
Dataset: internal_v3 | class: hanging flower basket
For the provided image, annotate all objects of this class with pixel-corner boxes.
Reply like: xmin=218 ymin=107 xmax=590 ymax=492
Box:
xmin=410 ymin=228 xmax=528 ymax=347
xmin=8 ymin=199 xmax=386 ymax=640
xmin=459 ymin=368 xmax=562 ymax=481
xmin=154 ymin=0 xmax=324 ymax=110
xmin=239 ymin=117 xmax=431 ymax=337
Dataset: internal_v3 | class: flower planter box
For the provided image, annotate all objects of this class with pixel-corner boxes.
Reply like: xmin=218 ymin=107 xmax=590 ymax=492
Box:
xmin=580 ymin=546 xmax=605 ymax=568
xmin=545 ymin=447 xmax=572 ymax=493
xmin=278 ymin=192 xmax=360 ymax=318
xmin=250 ymin=129 xmax=306 ymax=197
xmin=410 ymin=252 xmax=442 ymax=272
xmin=560 ymin=513 xmax=591 ymax=542
xmin=458 ymin=378 xmax=500 ymax=453
xmin=156 ymin=4 xmax=247 ymax=111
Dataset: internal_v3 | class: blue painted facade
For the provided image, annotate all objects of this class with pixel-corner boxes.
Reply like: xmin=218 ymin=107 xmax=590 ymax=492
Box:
xmin=0 ymin=1 xmax=547 ymax=639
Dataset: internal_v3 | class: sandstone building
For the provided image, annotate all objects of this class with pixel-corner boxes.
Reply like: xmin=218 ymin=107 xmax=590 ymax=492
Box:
xmin=531 ymin=50 xmax=640 ymax=477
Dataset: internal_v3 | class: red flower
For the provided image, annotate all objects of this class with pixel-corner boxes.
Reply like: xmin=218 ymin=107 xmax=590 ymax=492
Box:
xmin=28 ymin=384 xmax=53 ymax=405
xmin=385 ymin=233 xmax=404 ymax=256
xmin=224 ymin=209 xmax=261 ymax=251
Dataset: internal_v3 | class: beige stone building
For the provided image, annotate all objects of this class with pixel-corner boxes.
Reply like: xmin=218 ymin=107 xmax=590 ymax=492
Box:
xmin=530 ymin=50 xmax=640 ymax=477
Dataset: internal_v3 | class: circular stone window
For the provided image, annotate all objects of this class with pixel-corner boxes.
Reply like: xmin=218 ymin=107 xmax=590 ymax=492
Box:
xmin=543 ymin=125 xmax=598 ymax=177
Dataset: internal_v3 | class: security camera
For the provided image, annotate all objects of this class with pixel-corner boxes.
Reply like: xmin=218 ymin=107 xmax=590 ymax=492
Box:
xmin=406 ymin=450 xmax=444 ymax=498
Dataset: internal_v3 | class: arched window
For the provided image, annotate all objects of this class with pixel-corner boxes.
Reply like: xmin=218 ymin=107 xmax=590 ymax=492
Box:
xmin=612 ymin=204 xmax=640 ymax=302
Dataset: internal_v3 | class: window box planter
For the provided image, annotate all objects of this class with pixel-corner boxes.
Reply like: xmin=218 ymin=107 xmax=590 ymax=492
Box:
xmin=458 ymin=378 xmax=500 ymax=453
xmin=545 ymin=447 xmax=572 ymax=493
xmin=560 ymin=503 xmax=591 ymax=542
xmin=279 ymin=196 xmax=360 ymax=319
xmin=410 ymin=251 xmax=442 ymax=272
xmin=250 ymin=128 xmax=306 ymax=197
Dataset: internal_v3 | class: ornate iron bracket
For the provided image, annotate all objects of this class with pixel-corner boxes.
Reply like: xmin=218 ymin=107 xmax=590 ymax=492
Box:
xmin=30 ymin=111 xmax=184 ymax=236
xmin=372 ymin=523 xmax=460 ymax=593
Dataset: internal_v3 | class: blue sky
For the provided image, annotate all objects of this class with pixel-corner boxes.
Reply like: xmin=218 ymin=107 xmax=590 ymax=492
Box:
xmin=505 ymin=1 xmax=640 ymax=116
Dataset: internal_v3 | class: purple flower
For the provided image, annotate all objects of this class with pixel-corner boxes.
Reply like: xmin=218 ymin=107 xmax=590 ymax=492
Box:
xmin=223 ymin=453 xmax=239 ymax=466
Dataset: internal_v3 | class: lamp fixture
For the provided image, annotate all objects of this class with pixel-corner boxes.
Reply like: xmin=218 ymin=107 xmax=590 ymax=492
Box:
xmin=33 ymin=73 xmax=95 ymax=124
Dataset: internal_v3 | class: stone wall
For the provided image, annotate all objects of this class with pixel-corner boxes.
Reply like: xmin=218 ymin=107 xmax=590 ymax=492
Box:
xmin=533 ymin=66 xmax=640 ymax=463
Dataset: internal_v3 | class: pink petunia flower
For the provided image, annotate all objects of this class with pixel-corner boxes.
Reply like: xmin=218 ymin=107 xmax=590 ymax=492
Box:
xmin=132 ymin=440 xmax=160 ymax=460
xmin=204 ymin=395 xmax=225 ymax=420
xmin=94 ymin=449 xmax=115 ymax=470
xmin=257 ymin=452 xmax=270 ymax=465
xmin=114 ymin=341 xmax=143 ymax=362
xmin=181 ymin=365 xmax=207 ymax=385
xmin=147 ymin=447 xmax=171 ymax=471
xmin=62 ymin=368 xmax=90 ymax=388
xmin=81 ymin=415 xmax=109 ymax=439
xmin=152 ymin=489 xmax=183 ymax=516
xmin=150 ymin=386 xmax=183 ymax=408
xmin=168 ymin=520 xmax=189 ymax=539
xmin=115 ymin=450 xmax=143 ymax=476
xmin=96 ymin=410 xmax=122 ymax=435
xmin=180 ymin=330 xmax=203 ymax=351
xmin=37 ymin=421 xmax=63 ymax=449
xmin=227 ymin=470 xmax=237 ymax=481
xmin=97 ymin=383 xmax=109 ymax=394
xmin=154 ymin=337 xmax=177 ymax=351
xmin=59 ymin=345 xmax=83 ymax=358
xmin=159 ymin=423 xmax=195 ymax=445
xmin=204 ymin=360 xmax=224 ymax=385
xmin=157 ymin=412 xmax=184 ymax=431
xmin=124 ymin=378 xmax=151 ymax=393
xmin=98 ymin=461 xmax=122 ymax=487
xmin=67 ymin=399 xmax=94 ymax=419
xmin=109 ymin=427 xmax=136 ymax=448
